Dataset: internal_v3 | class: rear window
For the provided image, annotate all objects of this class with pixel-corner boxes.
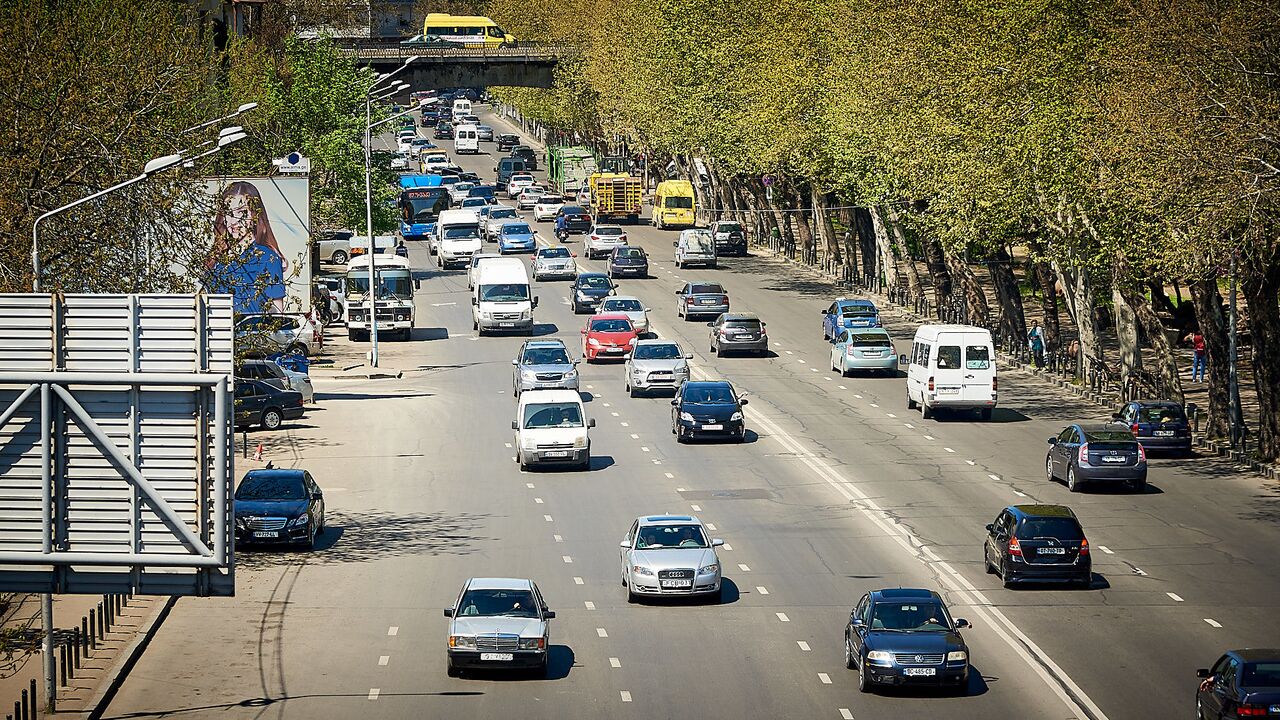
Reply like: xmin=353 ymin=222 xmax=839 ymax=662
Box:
xmin=1137 ymin=405 xmax=1186 ymax=423
xmin=851 ymin=335 xmax=892 ymax=348
xmin=725 ymin=320 xmax=761 ymax=330
xmin=936 ymin=346 xmax=961 ymax=369
xmin=689 ymin=284 xmax=724 ymax=294
xmin=966 ymin=345 xmax=991 ymax=370
xmin=1084 ymin=430 xmax=1137 ymax=443
xmin=1016 ymin=517 xmax=1084 ymax=541
xmin=1243 ymin=662 xmax=1280 ymax=686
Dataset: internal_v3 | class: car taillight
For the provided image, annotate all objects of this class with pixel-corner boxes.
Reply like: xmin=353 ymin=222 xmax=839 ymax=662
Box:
xmin=1137 ymin=443 xmax=1146 ymax=462
xmin=927 ymin=376 xmax=935 ymax=392
xmin=1078 ymin=443 xmax=1089 ymax=464
xmin=1130 ymin=423 xmax=1140 ymax=435
xmin=1079 ymin=538 xmax=1089 ymax=556
xmin=1237 ymin=706 xmax=1268 ymax=717
xmin=686 ymin=298 xmax=695 ymax=305
xmin=1008 ymin=537 xmax=1022 ymax=557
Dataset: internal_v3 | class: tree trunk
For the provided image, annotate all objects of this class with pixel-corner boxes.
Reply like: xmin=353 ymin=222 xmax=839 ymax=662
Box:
xmin=1189 ymin=276 xmax=1231 ymax=439
xmin=853 ymin=207 xmax=877 ymax=282
xmin=812 ymin=188 xmax=841 ymax=275
xmin=885 ymin=204 xmax=922 ymax=299
xmin=1034 ymin=260 xmax=1062 ymax=349
xmin=988 ymin=247 xmax=1027 ymax=345
xmin=794 ymin=191 xmax=816 ymax=266
xmin=1242 ymin=262 xmax=1280 ymax=461
xmin=868 ymin=206 xmax=899 ymax=290
xmin=1117 ymin=257 xmax=1184 ymax=402
xmin=1055 ymin=262 xmax=1101 ymax=374
xmin=946 ymin=251 xmax=991 ymax=326
xmin=1112 ymin=262 xmax=1143 ymax=379
xmin=922 ymin=235 xmax=952 ymax=310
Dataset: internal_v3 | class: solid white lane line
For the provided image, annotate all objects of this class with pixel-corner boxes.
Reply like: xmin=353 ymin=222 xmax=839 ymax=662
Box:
xmin=1204 ymin=618 xmax=1222 ymax=628
xmin=776 ymin=612 xmax=790 ymax=622
xmin=818 ymin=672 xmax=832 ymax=684
xmin=797 ymin=641 xmax=810 ymax=652
xmin=840 ymin=710 xmax=855 ymax=720
xmin=368 ymin=689 xmax=380 ymax=700
xmin=597 ymin=627 xmax=609 ymax=637
xmin=378 ymin=656 xmax=389 ymax=666
xmin=620 ymin=691 xmax=632 ymax=702
xmin=1167 ymin=592 xmax=1184 ymax=602
xmin=652 ymin=459 xmax=662 ymax=464
xmin=610 ymin=657 xmax=622 ymax=668
xmin=534 ymin=498 xmax=544 ymax=504
xmin=756 ymin=586 xmax=769 ymax=595
xmin=584 ymin=601 xmax=596 ymax=610
xmin=738 ymin=563 xmax=751 ymax=572
xmin=691 ymin=504 xmax=702 ymax=512
xmin=562 ymin=555 xmax=573 ymax=563
xmin=574 ymin=577 xmax=584 ymax=585
xmin=387 ymin=626 xmax=398 ymax=636
xmin=554 ymin=534 xmax=563 ymax=542
xmin=544 ymin=515 xmax=554 ymax=522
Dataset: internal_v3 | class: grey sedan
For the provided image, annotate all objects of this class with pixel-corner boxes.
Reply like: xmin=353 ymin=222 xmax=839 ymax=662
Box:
xmin=620 ymin=515 xmax=723 ymax=602
xmin=625 ymin=340 xmax=691 ymax=396
xmin=708 ymin=313 xmax=768 ymax=356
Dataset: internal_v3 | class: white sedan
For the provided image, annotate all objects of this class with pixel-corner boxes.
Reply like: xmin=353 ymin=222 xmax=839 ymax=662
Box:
xmin=422 ymin=152 xmax=451 ymax=172
xmin=506 ymin=174 xmax=536 ymax=199
xmin=517 ymin=186 xmax=546 ymax=210
xmin=533 ymin=195 xmax=566 ymax=221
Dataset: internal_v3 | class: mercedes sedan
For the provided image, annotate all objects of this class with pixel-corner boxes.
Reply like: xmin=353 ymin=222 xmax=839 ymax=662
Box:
xmin=620 ymin=515 xmax=723 ymax=602
xmin=845 ymin=588 xmax=971 ymax=693
xmin=444 ymin=577 xmax=555 ymax=677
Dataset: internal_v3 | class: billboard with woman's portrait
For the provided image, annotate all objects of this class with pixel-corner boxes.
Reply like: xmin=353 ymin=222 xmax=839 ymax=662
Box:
xmin=204 ymin=177 xmax=310 ymax=315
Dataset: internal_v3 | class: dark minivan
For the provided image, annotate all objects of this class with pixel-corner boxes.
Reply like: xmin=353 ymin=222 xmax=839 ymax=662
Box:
xmin=1046 ymin=422 xmax=1147 ymax=492
xmin=1113 ymin=400 xmax=1192 ymax=455
xmin=496 ymin=157 xmax=529 ymax=187
xmin=509 ymin=145 xmax=539 ymax=170
xmin=984 ymin=505 xmax=1090 ymax=588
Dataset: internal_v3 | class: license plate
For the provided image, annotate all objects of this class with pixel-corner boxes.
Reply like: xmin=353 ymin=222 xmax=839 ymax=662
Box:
xmin=253 ymin=531 xmax=275 ymax=538
xmin=701 ymin=424 xmax=723 ymax=430
xmin=480 ymin=653 xmax=513 ymax=661
xmin=499 ymin=322 xmax=514 ymax=327
xmin=661 ymin=579 xmax=692 ymax=588
xmin=1101 ymin=455 xmax=1126 ymax=463
xmin=1153 ymin=430 xmax=1175 ymax=437
xmin=938 ymin=387 xmax=959 ymax=395
xmin=1039 ymin=547 xmax=1066 ymax=555
xmin=651 ymin=373 xmax=671 ymax=378
xmin=376 ymin=323 xmax=393 ymax=330
xmin=903 ymin=667 xmax=936 ymax=677
xmin=700 ymin=299 xmax=716 ymax=304
xmin=733 ymin=335 xmax=754 ymax=341
xmin=1270 ymin=705 xmax=1280 ymax=714
xmin=542 ymin=451 xmax=569 ymax=458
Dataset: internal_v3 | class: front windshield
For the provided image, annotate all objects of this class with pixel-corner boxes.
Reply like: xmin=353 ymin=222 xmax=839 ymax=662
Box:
xmin=683 ymin=385 xmax=735 ymax=404
xmin=235 ymin=475 xmax=305 ymax=500
xmin=636 ymin=524 xmax=707 ymax=549
xmin=590 ymin=319 xmax=633 ymax=333
xmin=602 ymin=299 xmax=643 ymax=312
xmin=869 ymin=601 xmax=951 ymax=631
xmin=502 ymin=224 xmax=532 ymax=235
xmin=456 ymin=589 xmax=539 ymax=618
xmin=480 ymin=283 xmax=530 ymax=302
xmin=540 ymin=247 xmax=571 ymax=259
xmin=490 ymin=208 xmax=518 ymax=220
xmin=579 ymin=276 xmax=610 ymax=289
xmin=633 ymin=344 xmax=681 ymax=360
xmin=523 ymin=403 xmax=583 ymax=428
xmin=345 ymin=270 xmax=411 ymax=298
xmin=523 ymin=347 xmax=571 ymax=365
xmin=443 ymin=225 xmax=480 ymax=240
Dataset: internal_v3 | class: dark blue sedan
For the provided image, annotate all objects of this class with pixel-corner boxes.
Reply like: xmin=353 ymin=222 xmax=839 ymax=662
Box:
xmin=1197 ymin=649 xmax=1280 ymax=719
xmin=845 ymin=588 xmax=970 ymax=693
xmin=571 ymin=273 xmax=615 ymax=314
xmin=234 ymin=469 xmax=325 ymax=549
xmin=607 ymin=246 xmax=649 ymax=279
xmin=671 ymin=380 xmax=748 ymax=442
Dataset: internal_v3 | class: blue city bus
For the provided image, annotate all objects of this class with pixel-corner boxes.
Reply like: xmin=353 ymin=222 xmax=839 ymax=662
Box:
xmin=398 ymin=175 xmax=450 ymax=241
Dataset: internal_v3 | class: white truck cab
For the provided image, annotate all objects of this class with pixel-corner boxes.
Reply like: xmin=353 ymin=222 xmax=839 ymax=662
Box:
xmin=435 ymin=208 xmax=483 ymax=269
xmin=513 ymin=389 xmax=594 ymax=471
xmin=906 ymin=324 xmax=997 ymax=420
xmin=473 ymin=257 xmax=538 ymax=335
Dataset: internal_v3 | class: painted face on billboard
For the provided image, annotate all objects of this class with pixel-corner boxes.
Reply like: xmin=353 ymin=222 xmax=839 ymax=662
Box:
xmin=210 ymin=181 xmax=290 ymax=314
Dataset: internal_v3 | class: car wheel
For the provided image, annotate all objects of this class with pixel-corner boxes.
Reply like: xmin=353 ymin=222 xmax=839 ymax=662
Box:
xmin=347 ymin=329 xmax=358 ymax=341
xmin=331 ymin=250 xmax=348 ymax=265
xmin=1001 ymin=559 xmax=1015 ymax=588
xmin=907 ymin=390 xmax=917 ymax=410
xmin=626 ymin=586 xmax=638 ymax=604
xmin=261 ymin=408 xmax=283 ymax=431
xmin=1045 ymin=456 xmax=1056 ymax=482
xmin=858 ymin=659 xmax=871 ymax=693
xmin=921 ymin=401 xmax=933 ymax=420
xmin=1067 ymin=466 xmax=1081 ymax=492
xmin=984 ymin=547 xmax=995 ymax=574
xmin=286 ymin=343 xmax=308 ymax=358
xmin=844 ymin=637 xmax=856 ymax=669
xmin=305 ymin=526 xmax=316 ymax=550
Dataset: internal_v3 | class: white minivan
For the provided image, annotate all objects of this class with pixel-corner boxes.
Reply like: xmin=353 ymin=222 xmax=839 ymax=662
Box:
xmin=452 ymin=98 xmax=472 ymax=118
xmin=513 ymin=389 xmax=594 ymax=471
xmin=473 ymin=257 xmax=537 ymax=335
xmin=454 ymin=124 xmax=479 ymax=154
xmin=434 ymin=208 xmax=483 ymax=269
xmin=905 ymin=324 xmax=997 ymax=420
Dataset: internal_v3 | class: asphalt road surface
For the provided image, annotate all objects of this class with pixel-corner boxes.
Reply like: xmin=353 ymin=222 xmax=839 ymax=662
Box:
xmin=99 ymin=105 xmax=1280 ymax=720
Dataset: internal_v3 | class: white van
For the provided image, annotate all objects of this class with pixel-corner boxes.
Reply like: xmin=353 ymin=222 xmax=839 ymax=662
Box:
xmin=434 ymin=208 xmax=483 ymax=269
xmin=454 ymin=124 xmax=479 ymax=154
xmin=513 ymin=389 xmax=594 ymax=471
xmin=452 ymin=98 xmax=472 ymax=118
xmin=473 ymin=257 xmax=537 ymax=335
xmin=906 ymin=324 xmax=997 ymax=420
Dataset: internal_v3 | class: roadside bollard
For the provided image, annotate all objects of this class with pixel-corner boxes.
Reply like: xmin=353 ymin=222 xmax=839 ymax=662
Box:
xmin=19 ymin=690 xmax=27 ymax=720
xmin=72 ymin=626 xmax=81 ymax=666
xmin=85 ymin=614 xmax=94 ymax=651
xmin=28 ymin=680 xmax=35 ymax=719
xmin=60 ymin=642 xmax=70 ymax=683
xmin=98 ymin=601 xmax=106 ymax=636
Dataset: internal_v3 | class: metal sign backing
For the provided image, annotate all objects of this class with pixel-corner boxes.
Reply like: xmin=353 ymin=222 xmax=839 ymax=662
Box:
xmin=0 ymin=294 xmax=234 ymax=596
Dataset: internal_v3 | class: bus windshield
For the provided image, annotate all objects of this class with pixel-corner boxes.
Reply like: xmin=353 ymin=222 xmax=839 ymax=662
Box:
xmin=347 ymin=270 xmax=413 ymax=299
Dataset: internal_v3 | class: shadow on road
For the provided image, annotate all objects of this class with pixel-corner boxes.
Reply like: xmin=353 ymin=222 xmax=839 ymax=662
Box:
xmin=100 ymin=691 xmax=488 ymax=719
xmin=412 ymin=327 xmax=450 ymax=341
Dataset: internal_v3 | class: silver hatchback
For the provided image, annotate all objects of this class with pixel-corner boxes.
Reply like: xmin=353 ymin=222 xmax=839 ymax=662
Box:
xmin=625 ymin=340 xmax=691 ymax=396
xmin=512 ymin=339 xmax=580 ymax=395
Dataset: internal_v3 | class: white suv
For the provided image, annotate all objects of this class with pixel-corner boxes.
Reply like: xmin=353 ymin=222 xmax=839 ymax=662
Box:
xmin=513 ymin=389 xmax=594 ymax=471
xmin=533 ymin=195 xmax=565 ymax=221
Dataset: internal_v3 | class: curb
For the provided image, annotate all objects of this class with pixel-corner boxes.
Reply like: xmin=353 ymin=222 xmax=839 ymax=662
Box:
xmin=83 ymin=595 xmax=178 ymax=720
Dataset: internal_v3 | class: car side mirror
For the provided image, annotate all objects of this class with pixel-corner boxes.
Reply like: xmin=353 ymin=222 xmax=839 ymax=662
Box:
xmin=544 ymin=610 xmax=556 ymax=619
xmin=985 ymin=523 xmax=994 ymax=533
xmin=955 ymin=618 xmax=970 ymax=629
xmin=739 ymin=398 xmax=748 ymax=406
xmin=1196 ymin=668 xmax=1211 ymax=679
xmin=707 ymin=322 xmax=716 ymax=327
xmin=711 ymin=538 xmax=724 ymax=547
xmin=1047 ymin=437 xmax=1058 ymax=445
xmin=620 ymin=540 xmax=630 ymax=549
xmin=672 ymin=241 xmax=678 ymax=247
xmin=443 ymin=607 xmax=455 ymax=617
xmin=511 ymin=420 xmax=519 ymax=430
xmin=511 ymin=359 xmax=518 ymax=365
xmin=670 ymin=398 xmax=679 ymax=406
xmin=850 ymin=617 xmax=864 ymax=627
xmin=684 ymin=353 xmax=693 ymax=359
xmin=644 ymin=307 xmax=651 ymax=312
xmin=588 ymin=418 xmax=596 ymax=428
xmin=580 ymin=328 xmax=587 ymax=334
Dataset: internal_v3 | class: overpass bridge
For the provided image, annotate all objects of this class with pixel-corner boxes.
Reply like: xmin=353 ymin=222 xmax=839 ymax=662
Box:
xmin=335 ymin=39 xmax=563 ymax=88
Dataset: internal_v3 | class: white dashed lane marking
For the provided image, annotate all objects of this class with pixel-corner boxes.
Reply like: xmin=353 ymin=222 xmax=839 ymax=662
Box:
xmin=544 ymin=515 xmax=554 ymax=522
xmin=526 ymin=482 xmax=535 ymax=489
xmin=965 ymin=460 xmax=976 ymax=465
xmin=534 ymin=498 xmax=544 ymax=504
xmin=722 ymin=543 xmax=733 ymax=550
xmin=1098 ymin=545 xmax=1115 ymax=554
xmin=738 ymin=563 xmax=751 ymax=572
xmin=818 ymin=672 xmax=832 ymax=684
xmin=924 ymin=435 xmax=935 ymax=440
xmin=378 ymin=655 xmax=389 ymax=666
xmin=620 ymin=691 xmax=632 ymax=702
xmin=776 ymin=612 xmax=790 ymax=622
xmin=988 ymin=474 xmax=1000 ymax=481
xmin=574 ymin=577 xmax=584 ymax=585
xmin=387 ymin=626 xmax=398 ymax=636
xmin=690 ymin=504 xmax=702 ymax=512
xmin=597 ymin=627 xmax=609 ymax=637
xmin=838 ymin=385 xmax=847 ymax=390
xmin=610 ymin=657 xmax=622 ymax=668
xmin=584 ymin=601 xmax=596 ymax=610
xmin=1167 ymin=592 xmax=1184 ymax=602
xmin=630 ymin=433 xmax=640 ymax=439
xmin=706 ymin=523 xmax=716 ymax=531
xmin=562 ymin=556 xmax=573 ymax=563
xmin=797 ymin=641 xmax=810 ymax=652
xmin=554 ymin=534 xmax=563 ymax=542
xmin=755 ymin=586 xmax=769 ymax=595
xmin=840 ymin=710 xmax=855 ymax=720
xmin=944 ymin=447 xmax=955 ymax=453
xmin=665 ymin=472 xmax=674 ymax=479
xmin=1204 ymin=618 xmax=1222 ymax=628
xmin=367 ymin=689 xmax=380 ymax=700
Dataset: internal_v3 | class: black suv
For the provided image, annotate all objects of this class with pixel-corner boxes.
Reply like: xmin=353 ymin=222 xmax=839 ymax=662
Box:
xmin=510 ymin=145 xmax=539 ymax=170
xmin=984 ymin=505 xmax=1090 ymax=588
xmin=844 ymin=588 xmax=971 ymax=693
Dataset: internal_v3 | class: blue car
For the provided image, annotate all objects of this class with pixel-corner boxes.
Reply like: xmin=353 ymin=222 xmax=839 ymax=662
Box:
xmin=497 ymin=221 xmax=537 ymax=254
xmin=234 ymin=469 xmax=325 ymax=549
xmin=845 ymin=588 xmax=971 ymax=692
xmin=822 ymin=298 xmax=881 ymax=339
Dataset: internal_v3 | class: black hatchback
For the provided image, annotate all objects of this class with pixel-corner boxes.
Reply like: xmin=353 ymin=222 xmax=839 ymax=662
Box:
xmin=434 ymin=121 xmax=453 ymax=139
xmin=607 ymin=246 xmax=649 ymax=279
xmin=1113 ymin=400 xmax=1192 ymax=455
xmin=1197 ymin=649 xmax=1280 ymax=719
xmin=556 ymin=205 xmax=593 ymax=234
xmin=571 ymin=273 xmax=615 ymax=314
xmin=671 ymin=380 xmax=747 ymax=442
xmin=984 ymin=505 xmax=1090 ymax=588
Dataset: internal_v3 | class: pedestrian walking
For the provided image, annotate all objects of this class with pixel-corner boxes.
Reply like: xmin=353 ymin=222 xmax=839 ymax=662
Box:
xmin=1185 ymin=330 xmax=1206 ymax=382
xmin=1028 ymin=321 xmax=1046 ymax=369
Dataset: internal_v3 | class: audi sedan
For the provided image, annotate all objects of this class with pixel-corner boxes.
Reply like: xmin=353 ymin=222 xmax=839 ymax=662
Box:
xmin=845 ymin=588 xmax=971 ymax=693
xmin=1046 ymin=422 xmax=1148 ymax=492
xmin=619 ymin=515 xmax=723 ymax=602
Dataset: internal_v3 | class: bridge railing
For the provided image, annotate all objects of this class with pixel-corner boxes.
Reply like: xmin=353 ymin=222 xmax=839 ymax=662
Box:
xmin=331 ymin=38 xmax=565 ymax=61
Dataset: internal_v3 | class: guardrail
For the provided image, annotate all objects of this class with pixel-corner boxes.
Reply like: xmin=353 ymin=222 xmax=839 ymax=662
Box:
xmin=334 ymin=41 xmax=565 ymax=62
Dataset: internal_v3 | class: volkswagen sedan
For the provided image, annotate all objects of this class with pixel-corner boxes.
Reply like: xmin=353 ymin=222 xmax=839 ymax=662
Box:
xmin=845 ymin=588 xmax=970 ymax=693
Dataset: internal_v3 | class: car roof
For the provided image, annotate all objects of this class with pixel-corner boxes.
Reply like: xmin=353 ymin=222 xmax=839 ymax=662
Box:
xmin=640 ymin=515 xmax=697 ymax=525
xmin=518 ymin=389 xmax=582 ymax=404
xmin=848 ymin=328 xmax=890 ymax=337
xmin=1130 ymin=400 xmax=1182 ymax=408
xmin=722 ymin=313 xmax=760 ymax=321
xmin=242 ymin=469 xmax=304 ymax=481
xmin=523 ymin=339 xmax=567 ymax=348
xmin=1231 ymin=648 xmax=1280 ymax=662
xmin=603 ymin=295 xmax=642 ymax=302
xmin=466 ymin=577 xmax=532 ymax=591
xmin=1008 ymin=504 xmax=1078 ymax=520
xmin=871 ymin=588 xmax=941 ymax=602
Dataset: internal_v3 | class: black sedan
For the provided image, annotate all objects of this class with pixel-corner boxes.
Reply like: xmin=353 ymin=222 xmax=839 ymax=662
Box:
xmin=234 ymin=379 xmax=304 ymax=431
xmin=234 ymin=469 xmax=325 ymax=549
xmin=434 ymin=122 xmax=453 ymax=139
xmin=556 ymin=205 xmax=593 ymax=234
xmin=607 ymin=246 xmax=649 ymax=279
xmin=1114 ymin=400 xmax=1193 ymax=454
xmin=496 ymin=133 xmax=520 ymax=152
xmin=571 ymin=273 xmax=615 ymax=314
xmin=1197 ymin=649 xmax=1280 ymax=719
xmin=845 ymin=588 xmax=970 ymax=693
xmin=1046 ymin=422 xmax=1147 ymax=492
xmin=984 ymin=504 xmax=1091 ymax=588
xmin=671 ymin=380 xmax=747 ymax=442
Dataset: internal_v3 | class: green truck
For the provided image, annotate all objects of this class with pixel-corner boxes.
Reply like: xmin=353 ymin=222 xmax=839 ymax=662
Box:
xmin=547 ymin=146 xmax=598 ymax=196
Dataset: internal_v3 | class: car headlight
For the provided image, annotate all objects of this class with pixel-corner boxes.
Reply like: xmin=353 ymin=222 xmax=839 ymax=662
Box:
xmin=947 ymin=650 xmax=968 ymax=663
xmin=481 ymin=312 xmax=493 ymax=320
xmin=679 ymin=412 xmax=695 ymax=422
xmin=288 ymin=514 xmax=309 ymax=527
xmin=449 ymin=635 xmax=477 ymax=649
xmin=631 ymin=565 xmax=654 ymax=576
xmin=866 ymin=650 xmax=893 ymax=665
xmin=588 ymin=337 xmax=602 ymax=347
xmin=563 ymin=368 xmax=577 ymax=378
xmin=521 ymin=310 xmax=531 ymax=319
xmin=235 ymin=516 xmax=248 ymax=529
xmin=729 ymin=411 xmax=743 ymax=421
xmin=699 ymin=563 xmax=719 ymax=574
xmin=574 ymin=436 xmax=588 ymax=449
xmin=518 ymin=637 xmax=546 ymax=650
xmin=576 ymin=290 xmax=589 ymax=300
xmin=521 ymin=437 xmax=537 ymax=450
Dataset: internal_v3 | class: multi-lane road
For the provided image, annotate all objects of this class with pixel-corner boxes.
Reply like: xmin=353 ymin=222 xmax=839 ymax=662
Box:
xmin=99 ymin=105 xmax=1280 ymax=720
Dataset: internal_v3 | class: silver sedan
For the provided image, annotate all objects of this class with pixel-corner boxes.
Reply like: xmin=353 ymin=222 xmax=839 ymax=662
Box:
xmin=620 ymin=515 xmax=723 ymax=602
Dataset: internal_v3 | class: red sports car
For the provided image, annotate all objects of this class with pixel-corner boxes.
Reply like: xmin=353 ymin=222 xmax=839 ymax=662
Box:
xmin=581 ymin=313 xmax=638 ymax=362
